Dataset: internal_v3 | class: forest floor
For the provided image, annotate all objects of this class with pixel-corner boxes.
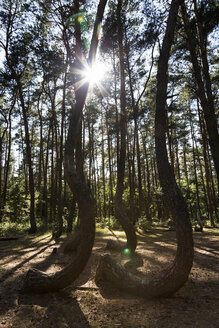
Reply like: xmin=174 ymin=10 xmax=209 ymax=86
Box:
xmin=0 ymin=226 xmax=218 ymax=328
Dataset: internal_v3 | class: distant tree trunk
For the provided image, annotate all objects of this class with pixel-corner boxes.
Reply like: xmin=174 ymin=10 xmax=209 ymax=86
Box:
xmin=181 ymin=1 xmax=219 ymax=191
xmin=49 ymin=82 xmax=58 ymax=223
xmin=106 ymin=108 xmax=114 ymax=219
xmin=37 ymin=98 xmax=43 ymax=192
xmin=96 ymin=0 xmax=193 ymax=298
xmin=42 ymin=120 xmax=51 ymax=221
xmin=0 ymin=128 xmax=7 ymax=220
xmin=22 ymin=0 xmax=108 ymax=294
xmin=175 ymin=143 xmax=181 ymax=184
xmin=183 ymin=141 xmax=194 ymax=217
xmin=125 ymin=41 xmax=142 ymax=219
xmin=141 ymin=131 xmax=152 ymax=222
xmin=2 ymin=114 xmax=12 ymax=208
xmin=0 ymin=135 xmax=3 ymax=215
xmin=0 ymin=97 xmax=14 ymax=219
xmin=87 ymin=106 xmax=92 ymax=183
xmin=189 ymin=110 xmax=201 ymax=216
xmin=50 ymin=117 xmax=55 ymax=222
xmin=91 ymin=124 xmax=97 ymax=211
xmin=195 ymin=138 xmax=209 ymax=217
xmin=198 ymin=101 xmax=215 ymax=226
xmin=56 ymin=65 xmax=68 ymax=237
xmin=17 ymin=81 xmax=36 ymax=234
xmin=127 ymin=137 xmax=135 ymax=223
xmin=113 ymin=0 xmax=137 ymax=252
xmin=112 ymin=48 xmax=120 ymax=167
xmin=101 ymin=114 xmax=106 ymax=218
xmin=36 ymin=95 xmax=45 ymax=218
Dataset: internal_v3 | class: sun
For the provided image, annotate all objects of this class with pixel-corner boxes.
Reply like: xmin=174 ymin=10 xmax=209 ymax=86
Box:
xmin=83 ymin=61 xmax=106 ymax=85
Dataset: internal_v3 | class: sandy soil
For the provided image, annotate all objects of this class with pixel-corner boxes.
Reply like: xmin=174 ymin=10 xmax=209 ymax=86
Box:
xmin=0 ymin=227 xmax=218 ymax=328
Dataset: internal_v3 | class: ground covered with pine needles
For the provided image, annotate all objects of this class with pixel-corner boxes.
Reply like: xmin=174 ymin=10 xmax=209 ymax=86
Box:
xmin=0 ymin=227 xmax=218 ymax=328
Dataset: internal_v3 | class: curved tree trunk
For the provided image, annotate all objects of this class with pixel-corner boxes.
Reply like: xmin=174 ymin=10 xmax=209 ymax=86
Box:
xmin=21 ymin=0 xmax=108 ymax=294
xmin=95 ymin=0 xmax=194 ymax=298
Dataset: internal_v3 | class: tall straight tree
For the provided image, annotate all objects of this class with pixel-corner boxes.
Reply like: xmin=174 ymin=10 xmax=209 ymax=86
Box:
xmin=0 ymin=0 xmax=37 ymax=233
xmin=181 ymin=0 xmax=219 ymax=191
xmin=114 ymin=0 xmax=137 ymax=252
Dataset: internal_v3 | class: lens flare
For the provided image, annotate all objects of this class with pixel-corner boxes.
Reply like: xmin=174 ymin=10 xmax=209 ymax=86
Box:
xmin=78 ymin=16 xmax=84 ymax=23
xmin=123 ymin=248 xmax=131 ymax=255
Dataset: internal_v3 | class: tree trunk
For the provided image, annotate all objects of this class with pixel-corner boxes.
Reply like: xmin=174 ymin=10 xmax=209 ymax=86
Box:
xmin=101 ymin=114 xmax=106 ymax=218
xmin=17 ymin=81 xmax=36 ymax=234
xmin=95 ymin=0 xmax=193 ymax=298
xmin=141 ymin=131 xmax=152 ymax=222
xmin=56 ymin=65 xmax=68 ymax=237
xmin=181 ymin=0 xmax=219 ymax=191
xmin=66 ymin=197 xmax=76 ymax=233
xmin=2 ymin=113 xmax=12 ymax=208
xmin=106 ymin=108 xmax=114 ymax=220
xmin=114 ymin=0 xmax=137 ymax=252
xmin=21 ymin=0 xmax=108 ymax=294
xmin=198 ymin=101 xmax=215 ymax=226
xmin=0 ymin=135 xmax=2 ymax=217
xmin=189 ymin=110 xmax=201 ymax=216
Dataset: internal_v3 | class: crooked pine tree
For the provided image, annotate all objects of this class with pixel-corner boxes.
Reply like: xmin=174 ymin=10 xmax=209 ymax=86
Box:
xmin=21 ymin=0 xmax=108 ymax=294
xmin=95 ymin=0 xmax=194 ymax=298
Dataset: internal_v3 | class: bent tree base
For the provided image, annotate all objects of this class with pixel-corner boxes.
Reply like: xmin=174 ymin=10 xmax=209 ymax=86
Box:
xmin=96 ymin=224 xmax=193 ymax=298
xmin=21 ymin=198 xmax=95 ymax=294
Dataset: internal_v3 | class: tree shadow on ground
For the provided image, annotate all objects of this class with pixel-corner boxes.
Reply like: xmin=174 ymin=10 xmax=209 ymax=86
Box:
xmin=0 ymin=243 xmax=55 ymax=283
xmin=0 ymin=235 xmax=58 ymax=318
xmin=0 ymin=228 xmax=218 ymax=328
xmin=0 ymin=235 xmax=52 ymax=262
xmin=15 ymin=290 xmax=91 ymax=328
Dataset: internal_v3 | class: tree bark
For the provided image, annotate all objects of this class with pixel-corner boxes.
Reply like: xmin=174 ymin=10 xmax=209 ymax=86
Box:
xmin=56 ymin=64 xmax=68 ymax=237
xmin=95 ymin=0 xmax=193 ymax=298
xmin=181 ymin=1 xmax=219 ymax=191
xmin=17 ymin=81 xmax=37 ymax=234
xmin=66 ymin=197 xmax=76 ymax=233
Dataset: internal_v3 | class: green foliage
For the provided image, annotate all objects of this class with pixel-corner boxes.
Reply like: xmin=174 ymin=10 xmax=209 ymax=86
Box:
xmin=96 ymin=215 xmax=123 ymax=231
xmin=0 ymin=221 xmax=29 ymax=237
xmin=137 ymin=216 xmax=152 ymax=233
xmin=5 ymin=178 xmax=29 ymax=223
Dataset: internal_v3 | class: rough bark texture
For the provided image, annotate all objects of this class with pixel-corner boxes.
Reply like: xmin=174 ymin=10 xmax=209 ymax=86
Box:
xmin=21 ymin=0 xmax=108 ymax=294
xmin=95 ymin=0 xmax=194 ymax=298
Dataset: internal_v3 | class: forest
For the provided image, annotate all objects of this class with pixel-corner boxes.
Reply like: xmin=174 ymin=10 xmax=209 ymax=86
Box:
xmin=0 ymin=0 xmax=218 ymax=327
